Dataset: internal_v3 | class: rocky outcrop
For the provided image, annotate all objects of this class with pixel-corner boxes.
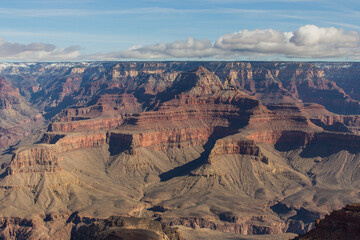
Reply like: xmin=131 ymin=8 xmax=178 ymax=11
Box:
xmin=294 ymin=203 xmax=360 ymax=240
xmin=72 ymin=216 xmax=183 ymax=240
xmin=108 ymin=127 xmax=214 ymax=154
xmin=55 ymin=93 xmax=141 ymax=122
xmin=247 ymin=130 xmax=311 ymax=145
xmin=6 ymin=146 xmax=61 ymax=175
xmin=7 ymin=131 xmax=106 ymax=175
xmin=48 ymin=132 xmax=106 ymax=151
xmin=130 ymin=127 xmax=212 ymax=149
xmin=0 ymin=217 xmax=35 ymax=240
xmin=48 ymin=116 xmax=123 ymax=132
xmin=209 ymin=138 xmax=269 ymax=164
xmin=0 ymin=213 xmax=184 ymax=240
xmin=162 ymin=216 xmax=285 ymax=235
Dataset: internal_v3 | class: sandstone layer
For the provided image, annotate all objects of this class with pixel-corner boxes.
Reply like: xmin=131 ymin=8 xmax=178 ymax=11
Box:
xmin=1 ymin=62 xmax=360 ymax=239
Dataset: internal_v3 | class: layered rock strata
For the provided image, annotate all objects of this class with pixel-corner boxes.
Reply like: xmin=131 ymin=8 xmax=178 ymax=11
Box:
xmin=1 ymin=62 xmax=360 ymax=239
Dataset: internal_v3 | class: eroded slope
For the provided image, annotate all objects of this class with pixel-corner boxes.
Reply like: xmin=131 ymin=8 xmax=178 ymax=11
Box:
xmin=1 ymin=62 xmax=360 ymax=239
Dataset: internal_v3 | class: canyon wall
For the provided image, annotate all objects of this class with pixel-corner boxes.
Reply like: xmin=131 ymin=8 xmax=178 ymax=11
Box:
xmin=1 ymin=62 xmax=360 ymax=239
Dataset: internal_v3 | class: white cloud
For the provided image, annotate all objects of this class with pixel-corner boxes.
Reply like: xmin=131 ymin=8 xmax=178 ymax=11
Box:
xmin=96 ymin=25 xmax=360 ymax=60
xmin=215 ymin=25 xmax=360 ymax=58
xmin=0 ymin=38 xmax=80 ymax=61
xmin=97 ymin=37 xmax=221 ymax=60
xmin=1 ymin=25 xmax=360 ymax=61
xmin=214 ymin=28 xmax=293 ymax=52
xmin=291 ymin=25 xmax=359 ymax=46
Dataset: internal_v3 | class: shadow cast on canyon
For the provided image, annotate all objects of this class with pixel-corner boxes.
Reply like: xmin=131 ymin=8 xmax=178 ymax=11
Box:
xmin=274 ymin=132 xmax=360 ymax=158
xmin=159 ymin=122 xmax=245 ymax=182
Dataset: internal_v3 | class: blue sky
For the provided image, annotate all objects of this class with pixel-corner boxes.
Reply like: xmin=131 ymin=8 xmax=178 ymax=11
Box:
xmin=0 ymin=0 xmax=359 ymax=61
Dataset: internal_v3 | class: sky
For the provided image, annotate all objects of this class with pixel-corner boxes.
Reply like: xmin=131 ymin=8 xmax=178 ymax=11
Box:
xmin=0 ymin=0 xmax=359 ymax=61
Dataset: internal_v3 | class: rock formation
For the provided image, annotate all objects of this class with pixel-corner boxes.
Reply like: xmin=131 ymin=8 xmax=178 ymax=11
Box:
xmin=0 ymin=62 xmax=360 ymax=239
xmin=71 ymin=216 xmax=183 ymax=240
xmin=293 ymin=203 xmax=360 ymax=240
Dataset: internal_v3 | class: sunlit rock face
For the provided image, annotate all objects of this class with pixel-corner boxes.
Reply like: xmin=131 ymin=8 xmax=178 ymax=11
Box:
xmin=1 ymin=62 xmax=360 ymax=239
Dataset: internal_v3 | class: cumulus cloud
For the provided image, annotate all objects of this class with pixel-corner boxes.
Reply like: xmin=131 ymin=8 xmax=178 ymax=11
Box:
xmin=2 ymin=25 xmax=360 ymax=61
xmin=214 ymin=25 xmax=360 ymax=58
xmin=214 ymin=28 xmax=293 ymax=54
xmin=290 ymin=25 xmax=360 ymax=46
xmin=0 ymin=38 xmax=81 ymax=61
xmin=97 ymin=25 xmax=360 ymax=60
xmin=98 ymin=37 xmax=221 ymax=60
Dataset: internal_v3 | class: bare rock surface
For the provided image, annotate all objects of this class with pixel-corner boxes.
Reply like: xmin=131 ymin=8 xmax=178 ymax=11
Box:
xmin=0 ymin=62 xmax=360 ymax=239
xmin=71 ymin=216 xmax=183 ymax=240
xmin=293 ymin=203 xmax=360 ymax=240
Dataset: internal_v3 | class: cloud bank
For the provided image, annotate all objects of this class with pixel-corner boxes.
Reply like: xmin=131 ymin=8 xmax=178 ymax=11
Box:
xmin=1 ymin=25 xmax=360 ymax=61
xmin=0 ymin=39 xmax=80 ymax=61
xmin=98 ymin=25 xmax=360 ymax=60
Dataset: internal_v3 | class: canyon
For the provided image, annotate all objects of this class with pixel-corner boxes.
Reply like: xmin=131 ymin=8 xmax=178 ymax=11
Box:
xmin=0 ymin=61 xmax=360 ymax=239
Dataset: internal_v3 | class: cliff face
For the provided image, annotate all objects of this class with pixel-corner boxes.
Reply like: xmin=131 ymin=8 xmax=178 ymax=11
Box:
xmin=48 ymin=116 xmax=124 ymax=132
xmin=0 ymin=78 xmax=20 ymax=109
xmin=7 ymin=131 xmax=106 ymax=175
xmin=294 ymin=203 xmax=360 ymax=240
xmin=0 ymin=78 xmax=45 ymax=149
xmin=1 ymin=62 xmax=360 ymax=239
xmin=208 ymin=138 xmax=269 ymax=164
xmin=1 ymin=62 xmax=360 ymax=151
xmin=7 ymin=146 xmax=61 ymax=175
